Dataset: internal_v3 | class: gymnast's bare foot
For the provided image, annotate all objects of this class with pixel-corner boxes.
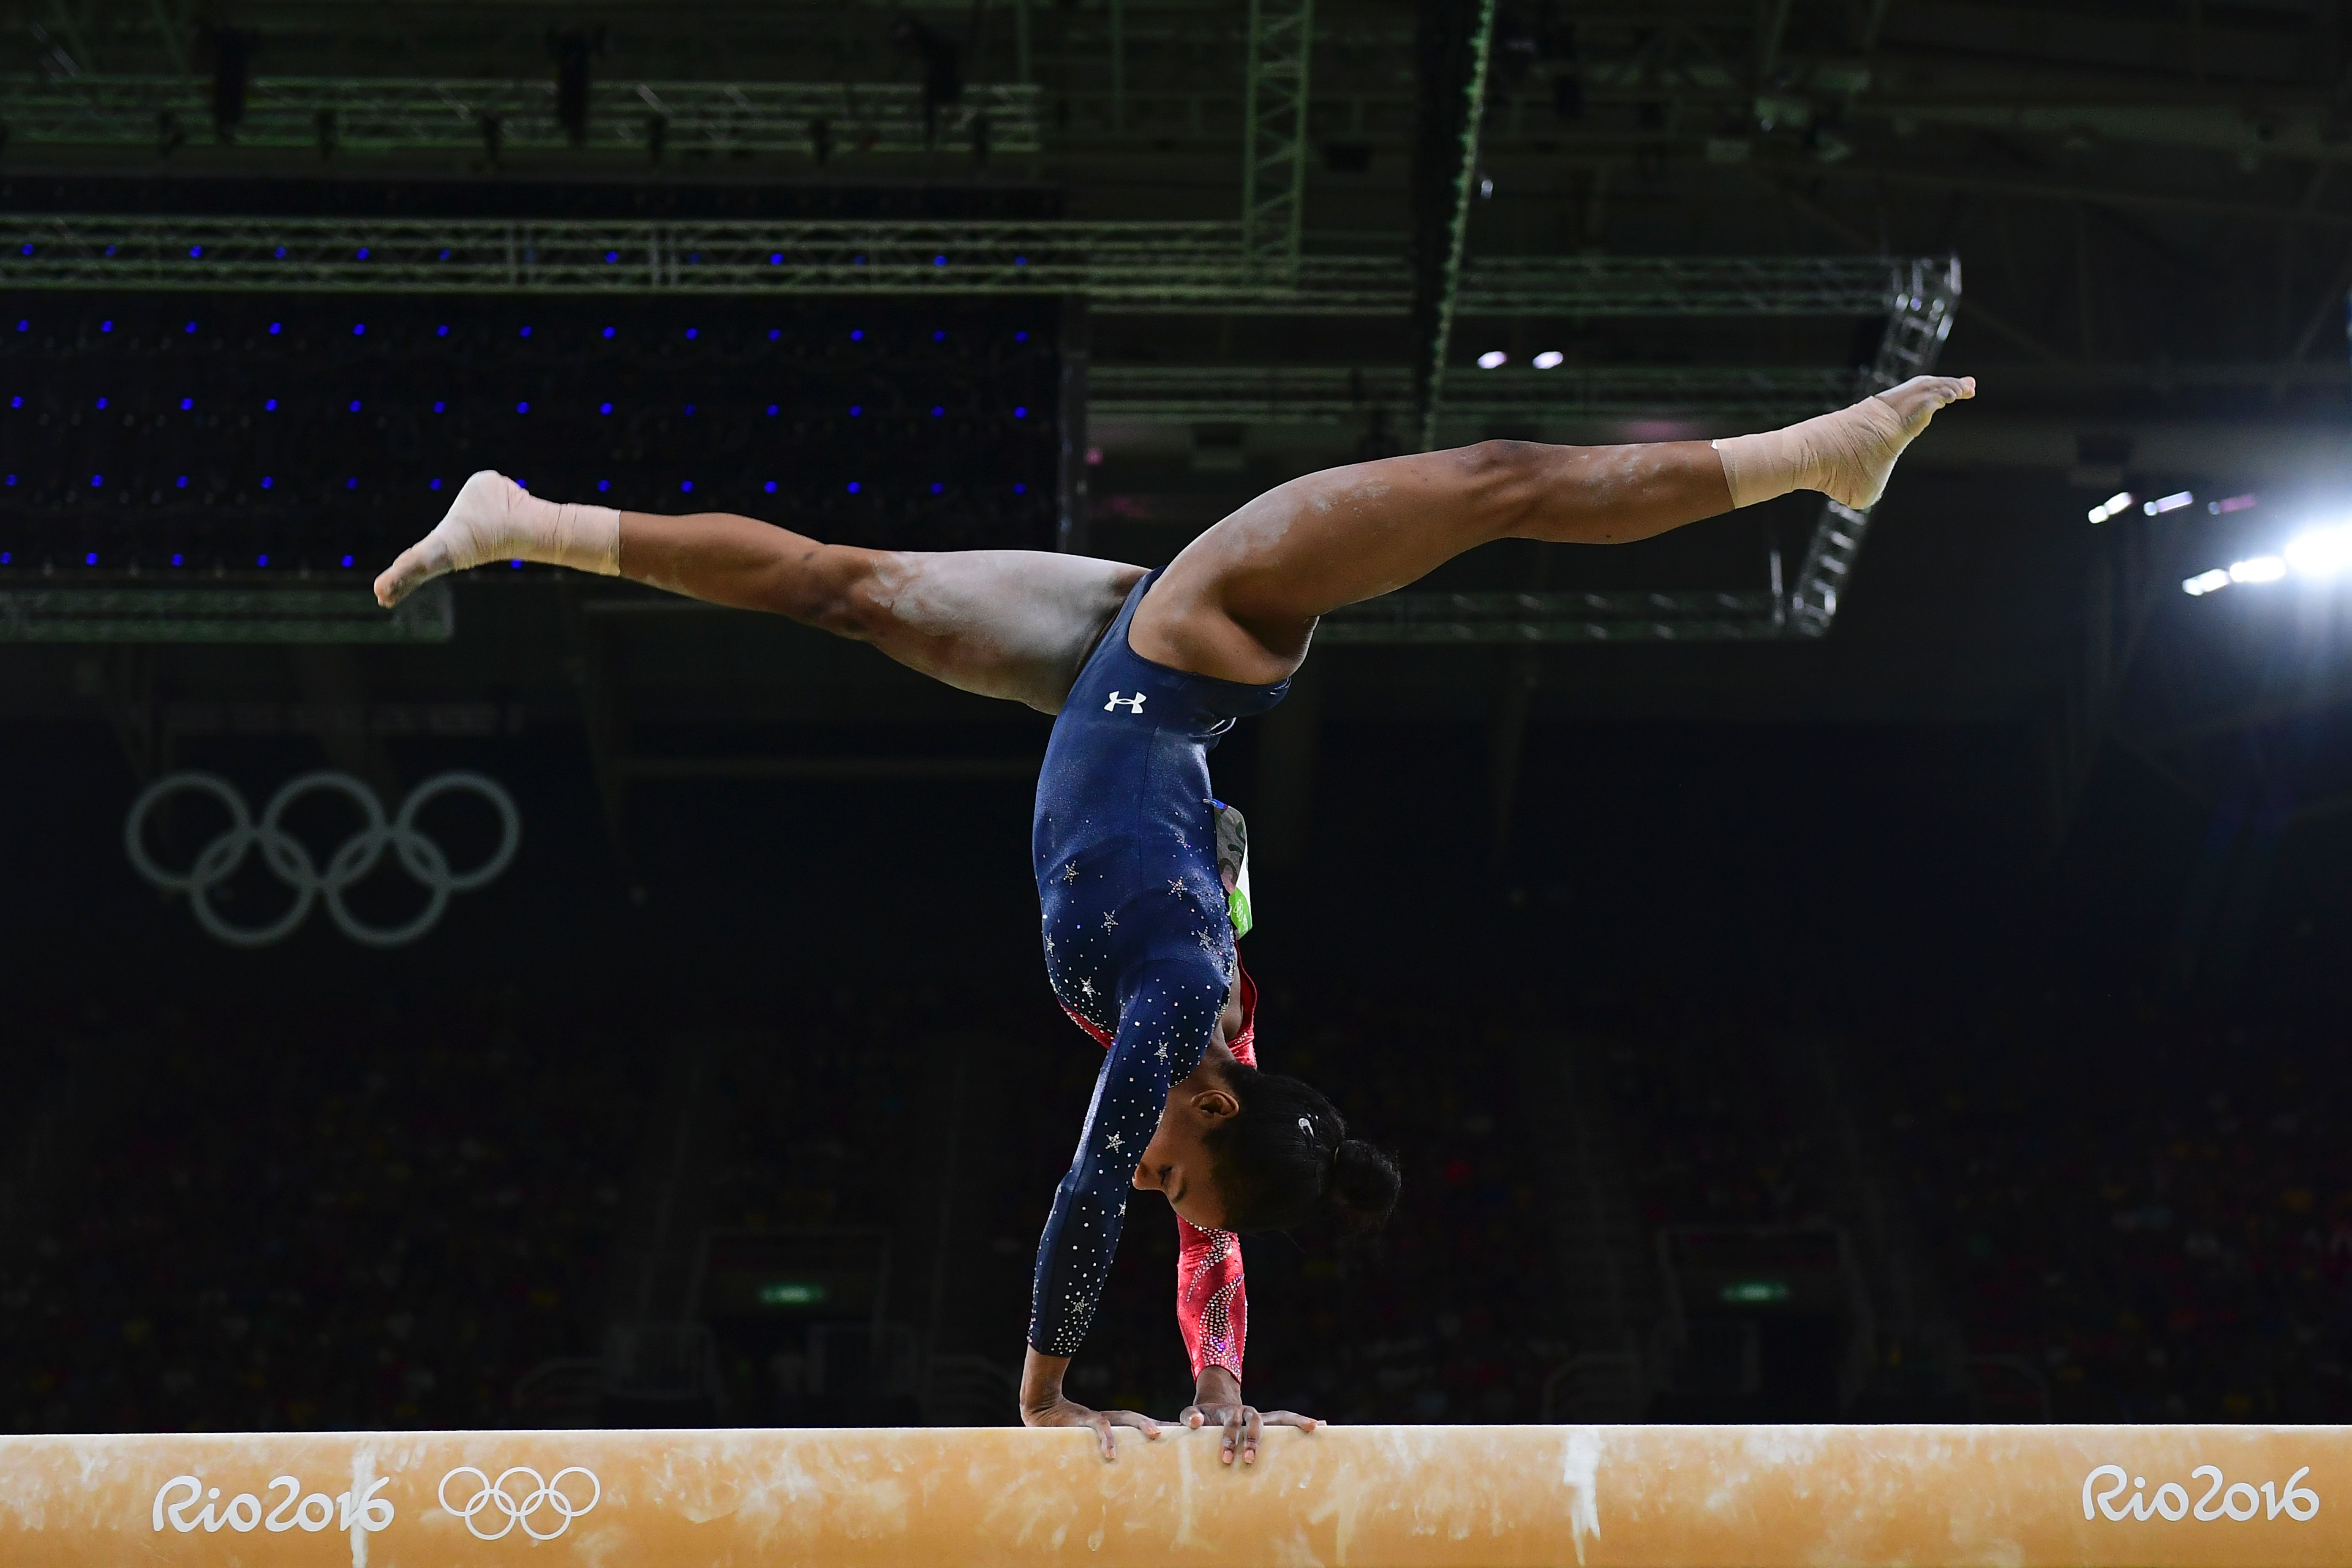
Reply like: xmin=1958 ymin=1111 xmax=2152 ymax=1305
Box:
xmin=374 ymin=470 xmax=618 ymax=608
xmin=1833 ymin=373 xmax=1976 ymax=509
xmin=1713 ymin=373 xmax=1976 ymax=512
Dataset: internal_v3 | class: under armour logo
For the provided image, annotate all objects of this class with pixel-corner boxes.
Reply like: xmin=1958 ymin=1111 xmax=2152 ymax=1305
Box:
xmin=1104 ymin=691 xmax=1147 ymax=714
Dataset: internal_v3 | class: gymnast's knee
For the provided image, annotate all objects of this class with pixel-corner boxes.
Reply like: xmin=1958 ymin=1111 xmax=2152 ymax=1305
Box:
xmin=793 ymin=547 xmax=896 ymax=642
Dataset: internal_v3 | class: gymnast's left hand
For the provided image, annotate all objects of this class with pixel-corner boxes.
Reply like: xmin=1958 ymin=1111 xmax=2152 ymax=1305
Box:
xmin=1182 ymin=1366 xmax=1320 ymax=1466
xmin=1021 ymin=1349 xmax=1162 ymax=1461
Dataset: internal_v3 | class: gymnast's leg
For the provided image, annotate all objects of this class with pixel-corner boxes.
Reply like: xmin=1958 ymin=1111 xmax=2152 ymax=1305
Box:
xmin=1132 ymin=373 xmax=1975 ymax=686
xmin=372 ymin=473 xmax=1143 ymax=713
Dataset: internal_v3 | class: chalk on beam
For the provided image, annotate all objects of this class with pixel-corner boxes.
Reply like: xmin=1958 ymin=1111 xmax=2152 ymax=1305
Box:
xmin=0 ymin=1424 xmax=2341 ymax=1566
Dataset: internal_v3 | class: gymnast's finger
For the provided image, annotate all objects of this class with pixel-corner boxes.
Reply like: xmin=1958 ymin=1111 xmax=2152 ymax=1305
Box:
xmin=1260 ymin=1409 xmax=1322 ymax=1432
xmin=1220 ymin=1403 xmax=1244 ymax=1465
xmin=1180 ymin=1404 xmax=1208 ymax=1429
xmin=1241 ymin=1405 xmax=1264 ymax=1465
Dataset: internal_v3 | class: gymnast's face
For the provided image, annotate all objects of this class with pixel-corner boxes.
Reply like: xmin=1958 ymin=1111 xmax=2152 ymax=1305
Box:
xmin=1132 ymin=1059 xmax=1239 ymax=1230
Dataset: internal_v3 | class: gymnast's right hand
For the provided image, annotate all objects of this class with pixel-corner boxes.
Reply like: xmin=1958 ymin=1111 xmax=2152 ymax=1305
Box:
xmin=1020 ymin=1349 xmax=1163 ymax=1461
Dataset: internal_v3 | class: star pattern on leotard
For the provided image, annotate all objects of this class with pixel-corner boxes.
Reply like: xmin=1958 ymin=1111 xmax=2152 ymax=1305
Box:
xmin=1027 ymin=961 xmax=1225 ymax=1358
xmin=1029 ymin=636 xmax=1280 ymax=1363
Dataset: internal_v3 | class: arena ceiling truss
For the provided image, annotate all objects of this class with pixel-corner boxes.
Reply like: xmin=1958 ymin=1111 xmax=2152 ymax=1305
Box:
xmin=4 ymin=0 xmax=2341 ymax=653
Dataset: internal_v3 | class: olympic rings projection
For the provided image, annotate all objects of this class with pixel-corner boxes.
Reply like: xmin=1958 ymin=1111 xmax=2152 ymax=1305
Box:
xmin=437 ymin=1466 xmax=601 ymax=1542
xmin=125 ymin=770 xmax=520 ymax=948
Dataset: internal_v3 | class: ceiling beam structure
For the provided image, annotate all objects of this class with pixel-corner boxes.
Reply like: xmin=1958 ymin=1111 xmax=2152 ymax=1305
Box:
xmin=1238 ymin=0 xmax=1313 ymax=275
xmin=1089 ymin=363 xmax=1854 ymax=424
xmin=2 ymin=0 xmax=2322 ymax=662
xmin=0 ymin=76 xmax=1039 ymax=159
xmin=0 ymin=218 xmax=1942 ymax=319
xmin=1408 ymin=0 xmax=1497 ymax=452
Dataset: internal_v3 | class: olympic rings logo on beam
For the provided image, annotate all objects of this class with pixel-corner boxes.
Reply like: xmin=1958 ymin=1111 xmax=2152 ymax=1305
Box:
xmin=125 ymin=770 xmax=520 ymax=948
xmin=438 ymin=1465 xmax=601 ymax=1541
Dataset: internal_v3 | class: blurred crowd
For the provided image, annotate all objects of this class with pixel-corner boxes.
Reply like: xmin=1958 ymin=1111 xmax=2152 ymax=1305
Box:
xmin=1869 ymin=988 xmax=2352 ymax=1422
xmin=0 ymin=990 xmax=642 ymax=1432
xmin=5 ymin=965 xmax=2344 ymax=1432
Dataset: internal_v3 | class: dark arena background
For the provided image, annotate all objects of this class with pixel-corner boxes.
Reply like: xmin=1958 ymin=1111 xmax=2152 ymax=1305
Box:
xmin=3 ymin=0 xmax=2352 ymax=1462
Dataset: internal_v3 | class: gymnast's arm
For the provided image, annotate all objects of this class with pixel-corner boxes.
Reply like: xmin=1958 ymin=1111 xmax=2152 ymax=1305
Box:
xmin=1175 ymin=977 xmax=1251 ymax=1391
xmin=1169 ymin=989 xmax=1323 ymax=1463
xmin=1021 ymin=958 xmax=1228 ymax=1456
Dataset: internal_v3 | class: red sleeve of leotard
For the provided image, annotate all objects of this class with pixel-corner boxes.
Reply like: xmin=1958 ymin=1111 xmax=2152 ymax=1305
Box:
xmin=1176 ymin=964 xmax=1255 ymax=1383
xmin=1177 ymin=1216 xmax=1246 ymax=1380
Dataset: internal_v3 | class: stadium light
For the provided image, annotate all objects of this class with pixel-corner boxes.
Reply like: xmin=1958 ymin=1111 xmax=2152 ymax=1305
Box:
xmin=2087 ymin=490 xmax=2134 ymax=524
xmin=2179 ymin=521 xmax=2352 ymax=596
xmin=2284 ymin=521 xmax=2352 ymax=578
xmin=1531 ymin=350 xmax=1564 ymax=369
xmin=2141 ymin=490 xmax=2193 ymax=515
xmin=1476 ymin=350 xmax=1508 ymax=369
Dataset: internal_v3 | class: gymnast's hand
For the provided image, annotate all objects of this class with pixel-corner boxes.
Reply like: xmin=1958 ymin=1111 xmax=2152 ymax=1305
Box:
xmin=1181 ymin=1365 xmax=1320 ymax=1467
xmin=1020 ymin=1349 xmax=1162 ymax=1461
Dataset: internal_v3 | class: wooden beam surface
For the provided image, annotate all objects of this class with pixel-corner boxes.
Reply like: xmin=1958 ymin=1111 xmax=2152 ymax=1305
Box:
xmin=0 ymin=1424 xmax=2343 ymax=1567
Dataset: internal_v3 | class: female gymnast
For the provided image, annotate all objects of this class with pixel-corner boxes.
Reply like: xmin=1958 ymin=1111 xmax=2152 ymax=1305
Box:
xmin=375 ymin=373 xmax=1973 ymax=1459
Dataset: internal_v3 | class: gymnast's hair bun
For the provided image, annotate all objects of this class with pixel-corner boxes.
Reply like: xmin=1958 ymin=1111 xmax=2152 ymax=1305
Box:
xmin=1326 ymin=1138 xmax=1402 ymax=1233
xmin=1202 ymin=1061 xmax=1400 ymax=1234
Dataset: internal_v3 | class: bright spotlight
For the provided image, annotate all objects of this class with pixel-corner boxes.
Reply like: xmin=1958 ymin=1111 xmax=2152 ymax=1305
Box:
xmin=2181 ymin=569 xmax=2231 ymax=596
xmin=2142 ymin=490 xmax=2194 ymax=515
xmin=1531 ymin=350 xmax=1564 ymax=370
xmin=2284 ymin=522 xmax=2352 ymax=578
xmin=2087 ymin=491 xmax=2134 ymax=524
xmin=2229 ymin=555 xmax=2287 ymax=584
xmin=1476 ymin=350 xmax=1508 ymax=369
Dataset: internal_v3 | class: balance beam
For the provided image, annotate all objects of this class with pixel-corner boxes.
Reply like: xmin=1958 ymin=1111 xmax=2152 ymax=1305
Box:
xmin=0 ymin=1424 xmax=2341 ymax=1567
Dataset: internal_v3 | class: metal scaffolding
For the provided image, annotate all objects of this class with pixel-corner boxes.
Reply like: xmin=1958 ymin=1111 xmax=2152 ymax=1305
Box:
xmin=1456 ymin=256 xmax=1919 ymax=318
xmin=1783 ymin=256 xmax=1962 ymax=637
xmin=0 ymin=75 xmax=1039 ymax=158
xmin=1089 ymin=363 xmax=1850 ymax=423
xmin=0 ymin=200 xmax=1957 ymax=640
xmin=0 ymin=215 xmax=1394 ymax=309
xmin=0 ymin=583 xmax=451 ymax=643
xmin=1240 ymin=0 xmax=1315 ymax=273
xmin=0 ymin=215 xmax=1938 ymax=323
xmin=1318 ymin=589 xmax=1783 ymax=645
xmin=1416 ymin=0 xmax=1499 ymax=451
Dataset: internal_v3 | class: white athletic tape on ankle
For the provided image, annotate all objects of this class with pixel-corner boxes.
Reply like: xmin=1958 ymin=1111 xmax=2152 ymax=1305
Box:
xmin=1712 ymin=394 xmax=1910 ymax=511
xmin=533 ymin=498 xmax=621 ymax=576
xmin=432 ymin=472 xmax=619 ymax=577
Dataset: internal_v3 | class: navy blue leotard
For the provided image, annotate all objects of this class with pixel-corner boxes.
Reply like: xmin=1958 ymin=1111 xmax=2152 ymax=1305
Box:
xmin=1027 ymin=568 xmax=1288 ymax=1358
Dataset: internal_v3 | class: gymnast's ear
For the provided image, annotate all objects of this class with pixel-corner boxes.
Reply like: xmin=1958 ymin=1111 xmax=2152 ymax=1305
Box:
xmin=1186 ymin=1084 xmax=1241 ymax=1123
